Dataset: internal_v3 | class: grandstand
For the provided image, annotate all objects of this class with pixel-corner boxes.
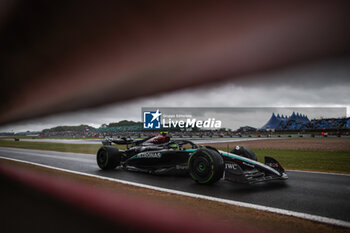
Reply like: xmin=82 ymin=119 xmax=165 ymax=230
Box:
xmin=35 ymin=114 xmax=350 ymax=138
xmin=261 ymin=112 xmax=350 ymax=132
xmin=310 ymin=118 xmax=349 ymax=130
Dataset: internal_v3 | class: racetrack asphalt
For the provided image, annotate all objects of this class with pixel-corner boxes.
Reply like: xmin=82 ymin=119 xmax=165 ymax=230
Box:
xmin=0 ymin=147 xmax=349 ymax=223
xmin=1 ymin=137 xmax=272 ymax=144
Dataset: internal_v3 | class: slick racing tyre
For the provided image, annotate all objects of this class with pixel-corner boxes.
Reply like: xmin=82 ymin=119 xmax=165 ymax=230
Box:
xmin=231 ymin=146 xmax=257 ymax=161
xmin=188 ymin=149 xmax=224 ymax=184
xmin=97 ymin=146 xmax=121 ymax=170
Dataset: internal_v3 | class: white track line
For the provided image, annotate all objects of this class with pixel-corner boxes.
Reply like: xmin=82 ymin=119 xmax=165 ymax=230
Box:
xmin=0 ymin=156 xmax=349 ymax=229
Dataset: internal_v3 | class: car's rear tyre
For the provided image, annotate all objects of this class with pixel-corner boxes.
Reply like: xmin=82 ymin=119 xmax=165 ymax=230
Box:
xmin=231 ymin=146 xmax=257 ymax=161
xmin=97 ymin=146 xmax=121 ymax=170
xmin=188 ymin=149 xmax=224 ymax=184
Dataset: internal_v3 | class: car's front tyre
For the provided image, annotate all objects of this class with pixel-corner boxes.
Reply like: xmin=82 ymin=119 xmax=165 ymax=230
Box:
xmin=188 ymin=149 xmax=224 ymax=184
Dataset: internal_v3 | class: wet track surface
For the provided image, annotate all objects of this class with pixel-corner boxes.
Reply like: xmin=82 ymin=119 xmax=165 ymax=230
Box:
xmin=0 ymin=147 xmax=349 ymax=223
xmin=2 ymin=137 xmax=272 ymax=144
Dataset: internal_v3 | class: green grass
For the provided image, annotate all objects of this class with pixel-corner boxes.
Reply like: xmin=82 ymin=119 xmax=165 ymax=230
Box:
xmin=219 ymin=148 xmax=350 ymax=174
xmin=0 ymin=136 xmax=102 ymax=140
xmin=0 ymin=140 xmax=128 ymax=154
xmin=1 ymin=140 xmax=350 ymax=174
xmin=0 ymin=136 xmax=40 ymax=139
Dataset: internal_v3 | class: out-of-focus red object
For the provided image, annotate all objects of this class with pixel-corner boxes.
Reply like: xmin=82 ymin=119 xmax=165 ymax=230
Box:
xmin=0 ymin=1 xmax=349 ymax=125
xmin=0 ymin=162 xmax=266 ymax=233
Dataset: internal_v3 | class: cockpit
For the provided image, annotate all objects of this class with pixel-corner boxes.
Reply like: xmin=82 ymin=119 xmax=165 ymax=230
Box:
xmin=145 ymin=135 xmax=171 ymax=144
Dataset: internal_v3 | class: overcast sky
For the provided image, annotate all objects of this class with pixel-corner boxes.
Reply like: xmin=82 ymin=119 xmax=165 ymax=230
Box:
xmin=1 ymin=58 xmax=349 ymax=132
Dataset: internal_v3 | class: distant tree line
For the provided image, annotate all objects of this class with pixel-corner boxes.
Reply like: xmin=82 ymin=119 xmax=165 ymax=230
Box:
xmin=101 ymin=120 xmax=142 ymax=128
xmin=42 ymin=121 xmax=143 ymax=133
xmin=42 ymin=124 xmax=95 ymax=133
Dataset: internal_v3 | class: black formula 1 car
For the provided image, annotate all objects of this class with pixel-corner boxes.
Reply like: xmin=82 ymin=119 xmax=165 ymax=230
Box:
xmin=96 ymin=135 xmax=288 ymax=184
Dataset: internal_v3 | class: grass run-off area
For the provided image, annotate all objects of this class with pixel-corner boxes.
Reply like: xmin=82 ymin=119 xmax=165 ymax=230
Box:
xmin=232 ymin=148 xmax=350 ymax=174
xmin=0 ymin=140 xmax=103 ymax=154
xmin=0 ymin=140 xmax=349 ymax=174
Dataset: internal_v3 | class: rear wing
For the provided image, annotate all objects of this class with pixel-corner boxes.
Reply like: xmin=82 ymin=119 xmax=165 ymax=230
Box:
xmin=102 ymin=136 xmax=152 ymax=146
xmin=102 ymin=137 xmax=132 ymax=146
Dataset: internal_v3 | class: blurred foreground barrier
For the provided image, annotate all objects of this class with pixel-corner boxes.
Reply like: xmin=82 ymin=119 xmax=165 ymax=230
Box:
xmin=0 ymin=1 xmax=349 ymax=125
xmin=0 ymin=162 xmax=266 ymax=233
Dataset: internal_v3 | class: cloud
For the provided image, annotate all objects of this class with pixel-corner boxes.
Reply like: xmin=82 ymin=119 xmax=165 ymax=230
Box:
xmin=1 ymin=58 xmax=349 ymax=132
